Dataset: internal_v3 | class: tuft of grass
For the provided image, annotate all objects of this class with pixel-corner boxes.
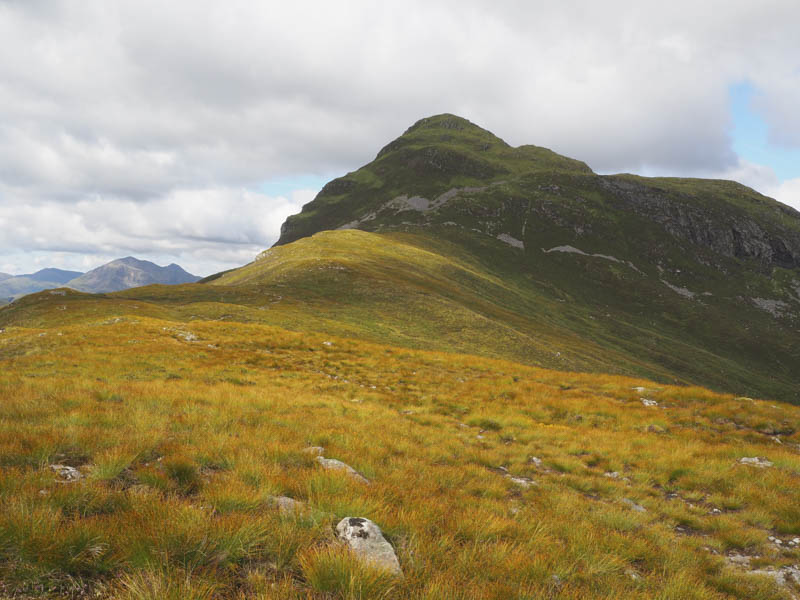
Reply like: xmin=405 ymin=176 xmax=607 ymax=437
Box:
xmin=163 ymin=457 xmax=202 ymax=495
xmin=299 ymin=546 xmax=399 ymax=599
xmin=117 ymin=567 xmax=218 ymax=600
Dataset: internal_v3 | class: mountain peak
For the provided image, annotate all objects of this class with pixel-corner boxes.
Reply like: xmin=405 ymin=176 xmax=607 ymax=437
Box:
xmin=374 ymin=113 xmax=510 ymax=161
xmin=403 ymin=113 xmax=495 ymax=136
xmin=277 ymin=114 xmax=591 ymax=246
xmin=67 ymin=257 xmax=199 ymax=293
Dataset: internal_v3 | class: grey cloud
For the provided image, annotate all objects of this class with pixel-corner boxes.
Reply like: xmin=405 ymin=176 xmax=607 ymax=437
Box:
xmin=0 ymin=0 xmax=798 ymax=273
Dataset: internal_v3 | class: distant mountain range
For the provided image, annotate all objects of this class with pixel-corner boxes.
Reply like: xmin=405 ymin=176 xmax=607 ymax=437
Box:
xmin=0 ymin=258 xmax=199 ymax=303
xmin=0 ymin=268 xmax=84 ymax=304
xmin=67 ymin=257 xmax=200 ymax=294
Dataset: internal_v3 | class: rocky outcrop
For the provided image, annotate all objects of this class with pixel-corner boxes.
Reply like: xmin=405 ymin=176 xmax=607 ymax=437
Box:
xmin=335 ymin=517 xmax=403 ymax=576
xmin=602 ymin=177 xmax=800 ymax=271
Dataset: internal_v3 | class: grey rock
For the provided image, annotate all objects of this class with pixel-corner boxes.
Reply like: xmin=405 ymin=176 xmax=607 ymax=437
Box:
xmin=622 ymin=498 xmax=647 ymax=512
xmin=50 ymin=464 xmax=82 ymax=482
xmin=335 ymin=517 xmax=402 ymax=576
xmin=316 ymin=456 xmax=370 ymax=484
xmin=506 ymin=474 xmax=536 ymax=488
xmin=738 ymin=456 xmax=773 ymax=468
xmin=270 ymin=495 xmax=304 ymax=515
xmin=749 ymin=565 xmax=800 ymax=591
xmin=625 ymin=568 xmax=641 ymax=581
xmin=725 ymin=553 xmax=753 ymax=567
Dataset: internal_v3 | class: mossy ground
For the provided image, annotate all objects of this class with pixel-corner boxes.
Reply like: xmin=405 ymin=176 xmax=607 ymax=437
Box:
xmin=1 ymin=316 xmax=799 ymax=598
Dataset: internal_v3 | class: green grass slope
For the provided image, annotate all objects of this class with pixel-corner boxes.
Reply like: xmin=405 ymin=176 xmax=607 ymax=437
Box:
xmin=2 ymin=225 xmax=798 ymax=403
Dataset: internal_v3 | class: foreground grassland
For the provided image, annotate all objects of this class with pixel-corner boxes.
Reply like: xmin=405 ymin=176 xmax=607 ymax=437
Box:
xmin=1 ymin=318 xmax=799 ymax=599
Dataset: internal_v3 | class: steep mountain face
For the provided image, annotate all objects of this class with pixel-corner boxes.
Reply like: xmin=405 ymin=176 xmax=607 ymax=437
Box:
xmin=278 ymin=115 xmax=800 ymax=274
xmin=66 ymin=257 xmax=200 ymax=293
xmin=0 ymin=268 xmax=84 ymax=304
xmin=268 ymin=114 xmax=800 ymax=401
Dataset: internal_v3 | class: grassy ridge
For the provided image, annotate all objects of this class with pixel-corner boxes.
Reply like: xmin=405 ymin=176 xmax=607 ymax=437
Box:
xmin=5 ymin=225 xmax=798 ymax=403
xmin=0 ymin=317 xmax=799 ymax=598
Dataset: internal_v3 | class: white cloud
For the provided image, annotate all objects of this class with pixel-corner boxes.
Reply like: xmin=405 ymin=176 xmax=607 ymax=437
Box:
xmin=0 ymin=0 xmax=798 ymax=273
xmin=709 ymin=158 xmax=800 ymax=212
xmin=768 ymin=178 xmax=800 ymax=212
xmin=0 ymin=187 xmax=313 ymax=275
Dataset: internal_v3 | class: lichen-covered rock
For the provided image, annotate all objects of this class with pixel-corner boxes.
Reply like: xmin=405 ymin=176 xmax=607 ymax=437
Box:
xmin=50 ymin=464 xmax=82 ymax=482
xmin=335 ymin=517 xmax=402 ymax=576
xmin=316 ymin=456 xmax=370 ymax=484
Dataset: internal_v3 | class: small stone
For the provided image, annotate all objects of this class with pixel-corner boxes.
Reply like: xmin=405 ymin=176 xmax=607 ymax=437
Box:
xmin=725 ymin=553 xmax=752 ymax=567
xmin=550 ymin=575 xmax=563 ymax=590
xmin=641 ymin=398 xmax=658 ymax=407
xmin=625 ymin=568 xmax=641 ymax=581
xmin=50 ymin=464 xmax=82 ymax=482
xmin=316 ymin=456 xmax=370 ymax=484
xmin=647 ymin=424 xmax=667 ymax=434
xmin=177 ymin=331 xmax=198 ymax=342
xmin=335 ymin=517 xmax=402 ymax=576
xmin=270 ymin=496 xmax=304 ymax=515
xmin=323 ymin=341 xmax=333 ymax=346
xmin=738 ymin=457 xmax=773 ymax=468
xmin=622 ymin=498 xmax=646 ymax=512
xmin=506 ymin=474 xmax=536 ymax=488
xmin=604 ymin=471 xmax=621 ymax=479
xmin=529 ymin=456 xmax=543 ymax=467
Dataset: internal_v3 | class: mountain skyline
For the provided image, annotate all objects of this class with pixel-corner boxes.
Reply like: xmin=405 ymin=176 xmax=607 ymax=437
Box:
xmin=0 ymin=1 xmax=798 ymax=276
xmin=0 ymin=257 xmax=199 ymax=303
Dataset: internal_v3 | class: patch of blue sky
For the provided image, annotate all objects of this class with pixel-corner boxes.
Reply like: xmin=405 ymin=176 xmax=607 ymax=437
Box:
xmin=729 ymin=82 xmax=800 ymax=181
xmin=258 ymin=174 xmax=330 ymax=197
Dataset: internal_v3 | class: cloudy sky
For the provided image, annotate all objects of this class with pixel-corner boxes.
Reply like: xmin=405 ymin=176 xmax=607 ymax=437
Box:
xmin=1 ymin=0 xmax=798 ymax=276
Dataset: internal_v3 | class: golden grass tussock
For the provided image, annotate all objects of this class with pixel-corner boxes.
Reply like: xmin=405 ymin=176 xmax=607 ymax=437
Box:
xmin=0 ymin=316 xmax=798 ymax=598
